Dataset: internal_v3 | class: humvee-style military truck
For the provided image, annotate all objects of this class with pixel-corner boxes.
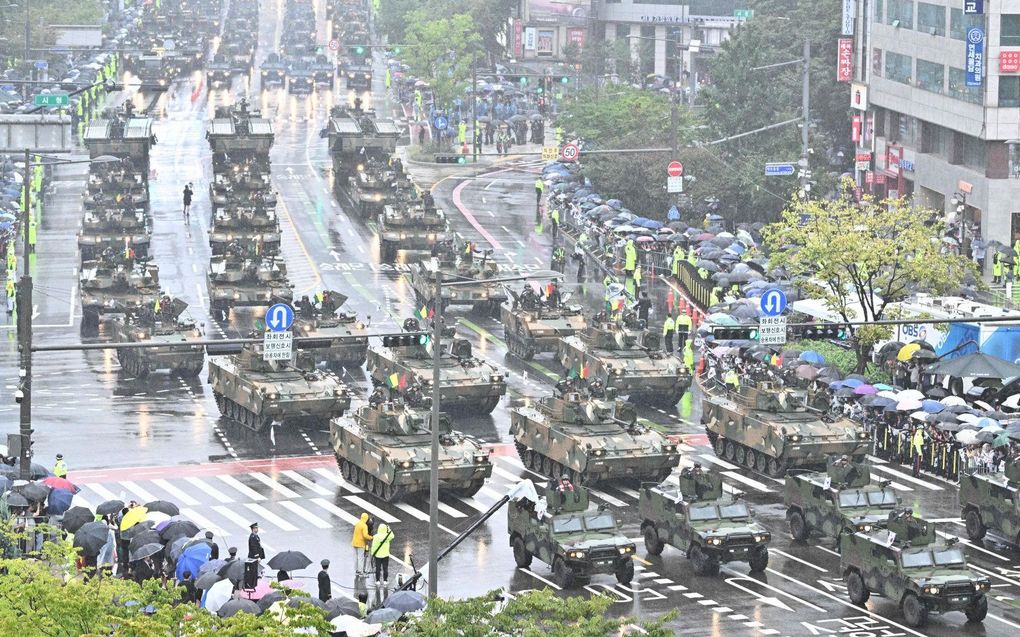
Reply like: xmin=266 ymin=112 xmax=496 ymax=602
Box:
xmin=640 ymin=466 xmax=770 ymax=575
xmin=508 ymin=482 xmax=635 ymax=589
xmin=960 ymin=458 xmax=1020 ymax=544
xmin=840 ymin=511 xmax=990 ymax=627
xmin=785 ymin=458 xmax=899 ymax=545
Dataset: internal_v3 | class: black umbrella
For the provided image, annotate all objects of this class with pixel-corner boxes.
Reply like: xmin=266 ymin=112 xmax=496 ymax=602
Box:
xmin=5 ymin=492 xmax=28 ymax=508
xmin=384 ymin=590 xmax=427 ymax=612
xmin=15 ymin=481 xmax=50 ymax=502
xmin=256 ymin=591 xmax=287 ymax=611
xmin=934 ymin=411 xmax=959 ymax=423
xmin=325 ymin=597 xmax=361 ymax=619
xmin=267 ymin=550 xmax=312 ymax=572
xmin=129 ymin=530 xmax=162 ymax=553
xmin=159 ymin=519 xmax=200 ymax=544
xmin=218 ymin=559 xmax=246 ymax=583
xmin=61 ymin=506 xmax=95 ymax=533
xmin=130 ymin=542 xmax=163 ymax=562
xmin=122 ymin=520 xmax=155 ymax=541
xmin=97 ymin=500 xmax=124 ymax=516
xmin=144 ymin=500 xmax=180 ymax=516
xmin=928 ymin=352 xmax=1020 ymax=380
xmin=288 ymin=596 xmax=328 ymax=610
xmin=217 ymin=599 xmax=260 ymax=618
xmin=195 ymin=570 xmax=223 ymax=589
xmin=73 ymin=521 xmax=110 ymax=556
xmin=835 ymin=387 xmax=855 ymax=398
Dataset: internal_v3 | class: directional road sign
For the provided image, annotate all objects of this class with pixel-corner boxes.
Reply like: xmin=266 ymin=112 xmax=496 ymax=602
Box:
xmin=667 ymin=160 xmax=684 ymax=177
xmin=764 ymin=162 xmax=796 ymax=176
xmin=262 ymin=331 xmax=293 ymax=361
xmin=433 ymin=115 xmax=448 ymax=131
xmin=33 ymin=93 xmax=69 ymax=107
xmin=328 ymin=39 xmax=340 ymax=51
xmin=560 ymin=142 xmax=579 ymax=162
xmin=541 ymin=146 xmax=558 ymax=161
xmin=760 ymin=288 xmax=788 ymax=317
xmin=266 ymin=302 xmax=294 ymax=332
xmin=758 ymin=316 xmax=788 ymax=345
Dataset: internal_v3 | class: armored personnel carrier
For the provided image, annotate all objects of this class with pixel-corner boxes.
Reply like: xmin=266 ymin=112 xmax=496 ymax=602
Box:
xmin=367 ymin=319 xmax=506 ymax=413
xmin=409 ymin=245 xmax=507 ymax=316
xmin=557 ymin=312 xmax=690 ymax=408
xmin=344 ymin=63 xmax=372 ymax=90
xmin=784 ymin=457 xmax=898 ymax=545
xmin=78 ymin=206 xmax=151 ymax=262
xmin=225 ymin=40 xmax=255 ymax=74
xmin=260 ymin=52 xmax=287 ymax=86
xmin=640 ymin=466 xmax=771 ymax=575
xmin=508 ymin=481 xmax=635 ymax=589
xmin=208 ymin=162 xmax=276 ymax=211
xmin=206 ymin=99 xmax=274 ymax=160
xmin=113 ymin=296 xmax=204 ymax=378
xmin=510 ymin=380 xmax=680 ymax=485
xmin=206 ymin=53 xmax=232 ymax=86
xmin=324 ymin=106 xmax=400 ymax=180
xmin=286 ymin=57 xmax=315 ymax=94
xmin=840 ymin=512 xmax=990 ymax=627
xmin=700 ymin=377 xmax=871 ymax=477
xmin=292 ymin=291 xmax=369 ymax=368
xmin=311 ymin=55 xmax=334 ymax=87
xmin=208 ymin=205 xmax=281 ymax=256
xmin=80 ymin=256 xmax=161 ymax=330
xmin=960 ymin=458 xmax=1020 ymax=544
xmin=85 ymin=168 xmax=149 ymax=209
xmin=378 ymin=201 xmax=450 ymax=262
xmin=209 ymin=345 xmax=350 ymax=431
xmin=82 ymin=102 xmax=155 ymax=173
xmin=207 ymin=253 xmax=293 ymax=321
xmin=348 ymin=159 xmax=398 ymax=218
xmin=502 ymin=282 xmax=586 ymax=360
xmin=330 ymin=393 xmax=492 ymax=501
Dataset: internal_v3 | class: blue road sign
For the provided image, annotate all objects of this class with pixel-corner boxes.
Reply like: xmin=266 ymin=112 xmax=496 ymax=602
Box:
xmin=764 ymin=162 xmax=796 ymax=176
xmin=433 ymin=115 xmax=448 ymax=130
xmin=266 ymin=303 xmax=294 ymax=332
xmin=760 ymin=288 xmax=788 ymax=317
xmin=0 ymin=85 xmax=14 ymax=92
xmin=34 ymin=60 xmax=48 ymax=70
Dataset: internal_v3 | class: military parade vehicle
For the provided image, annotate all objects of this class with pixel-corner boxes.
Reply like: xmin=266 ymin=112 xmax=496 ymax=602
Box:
xmin=260 ymin=53 xmax=287 ymax=86
xmin=367 ymin=319 xmax=506 ymax=413
xmin=85 ymin=164 xmax=149 ymax=209
xmin=78 ymin=206 xmax=151 ymax=262
xmin=208 ymin=205 xmax=281 ymax=257
xmin=113 ymin=296 xmax=204 ymax=378
xmin=324 ymin=106 xmax=400 ymax=180
xmin=700 ymin=378 xmax=871 ymax=477
xmin=209 ymin=344 xmax=350 ymax=432
xmin=640 ymin=466 xmax=771 ymax=575
xmin=508 ymin=481 xmax=635 ymax=589
xmin=840 ymin=511 xmax=990 ymax=627
xmin=80 ymin=256 xmax=161 ymax=330
xmin=348 ymin=159 xmax=399 ymax=218
xmin=206 ymin=100 xmax=274 ymax=159
xmin=206 ymin=53 xmax=232 ymax=86
xmin=208 ymin=162 xmax=276 ymax=211
xmin=344 ymin=62 xmax=372 ymax=90
xmin=207 ymin=253 xmax=293 ymax=321
xmin=378 ymin=200 xmax=450 ymax=262
xmin=502 ymin=282 xmax=586 ymax=360
xmin=82 ymin=103 xmax=155 ymax=173
xmin=226 ymin=41 xmax=255 ymax=75
xmin=330 ymin=392 xmax=493 ymax=501
xmin=960 ymin=458 xmax=1020 ymax=544
xmin=784 ymin=457 xmax=899 ymax=545
xmin=135 ymin=52 xmax=173 ymax=88
xmin=408 ymin=245 xmax=507 ymax=315
xmin=311 ymin=54 xmax=335 ymax=87
xmin=510 ymin=380 xmax=680 ymax=485
xmin=557 ymin=312 xmax=690 ymax=408
xmin=292 ymin=291 xmax=370 ymax=368
xmin=286 ymin=57 xmax=315 ymax=94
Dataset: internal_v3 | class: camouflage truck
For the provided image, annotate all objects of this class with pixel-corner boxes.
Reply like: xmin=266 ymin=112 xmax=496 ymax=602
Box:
xmin=260 ymin=52 xmax=287 ymax=85
xmin=502 ymin=283 xmax=586 ymax=361
xmin=206 ymin=53 xmax=232 ymax=85
xmin=330 ymin=395 xmax=492 ymax=501
xmin=377 ymin=202 xmax=450 ymax=262
xmin=408 ymin=247 xmax=507 ymax=316
xmin=510 ymin=380 xmax=680 ymax=485
xmin=960 ymin=459 xmax=1020 ymax=544
xmin=785 ymin=458 xmax=899 ymax=545
xmin=700 ymin=377 xmax=871 ymax=477
xmin=557 ymin=312 xmax=690 ymax=408
xmin=207 ymin=253 xmax=293 ymax=321
xmin=80 ymin=256 xmax=161 ymax=330
xmin=367 ymin=319 xmax=506 ymax=413
xmin=78 ymin=206 xmax=151 ymax=262
xmin=208 ymin=205 xmax=281 ymax=257
xmin=292 ymin=291 xmax=370 ymax=368
xmin=840 ymin=512 xmax=990 ymax=627
xmin=508 ymin=482 xmax=636 ymax=588
xmin=113 ymin=296 xmax=204 ymax=377
xmin=640 ymin=467 xmax=771 ymax=575
xmin=208 ymin=345 xmax=351 ymax=431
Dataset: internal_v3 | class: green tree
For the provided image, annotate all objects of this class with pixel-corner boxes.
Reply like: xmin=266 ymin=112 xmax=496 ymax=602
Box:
xmin=377 ymin=0 xmax=512 ymax=59
xmin=0 ymin=0 xmax=103 ymax=63
xmin=763 ymin=189 xmax=975 ymax=372
xmin=403 ymin=11 xmax=481 ymax=119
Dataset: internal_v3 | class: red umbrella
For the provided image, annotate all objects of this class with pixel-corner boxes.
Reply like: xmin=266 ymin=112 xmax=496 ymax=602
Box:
xmin=42 ymin=476 xmax=79 ymax=493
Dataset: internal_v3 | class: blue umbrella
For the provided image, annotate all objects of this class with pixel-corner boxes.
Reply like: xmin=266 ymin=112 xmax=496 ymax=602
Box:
xmin=921 ymin=399 xmax=945 ymax=414
xmin=45 ymin=488 xmax=74 ymax=515
xmin=841 ymin=378 xmax=864 ymax=388
xmin=177 ymin=543 xmax=212 ymax=581
xmin=799 ymin=351 xmax=824 ymax=365
xmin=828 ymin=381 xmax=844 ymax=389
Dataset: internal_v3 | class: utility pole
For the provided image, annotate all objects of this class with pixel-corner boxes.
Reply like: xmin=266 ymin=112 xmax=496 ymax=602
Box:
xmin=471 ymin=55 xmax=478 ymax=164
xmin=17 ymin=149 xmax=33 ymax=480
xmin=427 ymin=270 xmax=442 ymax=598
xmin=799 ymin=39 xmax=811 ymax=197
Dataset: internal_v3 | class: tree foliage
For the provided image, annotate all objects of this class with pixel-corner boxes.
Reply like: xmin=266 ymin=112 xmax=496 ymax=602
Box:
xmin=402 ymin=11 xmax=482 ymax=110
xmin=376 ymin=0 xmax=513 ymax=60
xmin=0 ymin=0 xmax=103 ymax=62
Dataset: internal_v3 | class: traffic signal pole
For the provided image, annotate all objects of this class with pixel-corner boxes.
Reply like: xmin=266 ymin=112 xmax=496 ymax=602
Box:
xmin=17 ymin=149 xmax=33 ymax=479
xmin=427 ymin=270 xmax=442 ymax=598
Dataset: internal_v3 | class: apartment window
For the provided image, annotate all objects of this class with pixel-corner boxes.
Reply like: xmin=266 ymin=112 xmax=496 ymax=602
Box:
xmin=950 ymin=9 xmax=983 ymax=40
xmin=885 ymin=52 xmax=912 ymax=84
xmin=897 ymin=113 xmax=918 ymax=147
xmin=887 ymin=0 xmax=914 ymax=29
xmin=917 ymin=3 xmax=946 ymax=36
xmin=1009 ymin=144 xmax=1020 ymax=179
xmin=1000 ymin=76 xmax=1020 ymax=107
xmin=961 ymin=135 xmax=986 ymax=170
xmin=872 ymin=48 xmax=883 ymax=77
xmin=1003 ymin=15 xmax=1020 ymax=47
xmin=874 ymin=0 xmax=884 ymax=22
xmin=916 ymin=59 xmax=944 ymax=93
xmin=924 ymin=123 xmax=950 ymax=158
xmin=949 ymin=67 xmax=982 ymax=103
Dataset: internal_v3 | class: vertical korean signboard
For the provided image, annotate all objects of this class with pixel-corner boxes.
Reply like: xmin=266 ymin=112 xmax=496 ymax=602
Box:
xmin=837 ymin=38 xmax=853 ymax=82
xmin=513 ymin=19 xmax=523 ymax=58
xmin=841 ymin=0 xmax=856 ymax=36
xmin=966 ymin=26 xmax=985 ymax=87
xmin=964 ymin=0 xmax=983 ymax=14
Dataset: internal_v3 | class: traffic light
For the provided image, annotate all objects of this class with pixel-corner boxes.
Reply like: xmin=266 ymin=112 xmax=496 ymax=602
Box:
xmin=712 ymin=326 xmax=760 ymax=341
xmin=791 ymin=324 xmax=850 ymax=340
xmin=559 ymin=76 xmax=570 ymax=84
xmin=382 ymin=333 xmax=429 ymax=347
xmin=356 ymin=46 xmax=365 ymax=56
xmin=434 ymin=154 xmax=466 ymax=164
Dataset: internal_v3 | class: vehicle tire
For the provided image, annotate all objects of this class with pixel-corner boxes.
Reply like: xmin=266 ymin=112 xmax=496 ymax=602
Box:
xmin=846 ymin=570 xmax=870 ymax=605
xmin=713 ymin=434 xmax=726 ymax=456
xmin=616 ymin=557 xmax=635 ymax=585
xmin=754 ymin=451 xmax=768 ymax=474
xmin=966 ymin=594 xmax=988 ymax=623
xmin=553 ymin=557 xmax=574 ymax=588
xmin=690 ymin=544 xmax=712 ymax=576
xmin=965 ymin=509 xmax=987 ymax=541
xmin=748 ymin=546 xmax=769 ymax=573
xmin=901 ymin=592 xmax=928 ymax=628
xmin=643 ymin=524 xmax=664 ymax=556
xmin=512 ymin=536 xmax=532 ymax=568
xmin=724 ymin=441 xmax=737 ymax=462
xmin=789 ymin=510 xmax=810 ymax=542
xmin=767 ymin=457 xmax=787 ymax=478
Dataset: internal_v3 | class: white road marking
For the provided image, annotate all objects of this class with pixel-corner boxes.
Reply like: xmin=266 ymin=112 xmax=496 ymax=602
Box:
xmin=278 ymin=500 xmax=331 ymax=529
xmin=249 ymin=472 xmax=300 ymax=498
xmin=455 ymin=495 xmax=490 ymax=514
xmin=721 ymin=471 xmax=772 ymax=493
xmin=85 ymin=483 xmax=122 ymax=503
xmin=427 ymin=499 xmax=466 ymax=519
xmin=771 ymin=549 xmax=827 ymax=572
xmin=216 ymin=475 xmax=267 ymax=501
xmin=344 ymin=495 xmax=399 ymax=524
xmin=243 ymin=502 xmax=299 ymax=532
xmin=180 ymin=507 xmax=228 ymax=537
xmin=936 ymin=532 xmax=1010 ymax=562
xmin=698 ymin=454 xmax=739 ymax=470
xmin=150 ymin=479 xmax=200 ymax=506
xmin=211 ymin=504 xmax=259 ymax=532
xmin=519 ymin=567 xmax=562 ymax=590
xmin=309 ymin=497 xmax=360 ymax=526
xmin=312 ymin=467 xmax=364 ymax=493
xmin=588 ymin=488 xmax=628 ymax=508
xmin=184 ymin=476 xmax=233 ymax=503
xmin=280 ymin=470 xmax=333 ymax=496
xmin=869 ymin=464 xmax=942 ymax=490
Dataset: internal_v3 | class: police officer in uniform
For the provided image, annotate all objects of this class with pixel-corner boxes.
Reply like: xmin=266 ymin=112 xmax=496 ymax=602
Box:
xmin=53 ymin=454 xmax=68 ymax=478
xmin=245 ymin=522 xmax=265 ymax=589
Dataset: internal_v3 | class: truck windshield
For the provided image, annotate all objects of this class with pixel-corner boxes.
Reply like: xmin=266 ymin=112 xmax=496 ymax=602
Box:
xmin=584 ymin=514 xmax=615 ymax=531
xmin=900 ymin=550 xmax=933 ymax=568
xmin=838 ymin=491 xmax=868 ymax=508
xmin=718 ymin=503 xmax=749 ymax=519
xmin=688 ymin=504 xmax=718 ymax=521
xmin=932 ymin=548 xmax=966 ymax=566
xmin=868 ymin=489 xmax=898 ymax=506
xmin=553 ymin=516 xmax=583 ymax=533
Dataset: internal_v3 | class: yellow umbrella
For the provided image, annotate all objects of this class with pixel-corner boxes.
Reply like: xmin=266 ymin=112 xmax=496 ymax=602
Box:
xmin=119 ymin=506 xmax=148 ymax=531
xmin=896 ymin=343 xmax=921 ymax=362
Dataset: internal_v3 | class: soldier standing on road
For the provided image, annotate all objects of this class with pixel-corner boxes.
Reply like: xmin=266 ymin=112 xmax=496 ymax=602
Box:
xmin=318 ymin=559 xmax=331 ymax=601
xmin=352 ymin=513 xmax=373 ymax=575
xmin=624 ymin=240 xmax=637 ymax=282
xmin=182 ymin=183 xmax=192 ymax=221
xmin=635 ymin=291 xmax=651 ymax=324
xmin=246 ymin=522 xmax=265 ymax=589
xmin=676 ymin=312 xmax=692 ymax=350
xmin=205 ymin=531 xmax=219 ymax=559
xmin=550 ymin=207 xmax=560 ymax=241
xmin=662 ymin=315 xmax=675 ymax=354
xmin=5 ymin=277 xmax=14 ymax=315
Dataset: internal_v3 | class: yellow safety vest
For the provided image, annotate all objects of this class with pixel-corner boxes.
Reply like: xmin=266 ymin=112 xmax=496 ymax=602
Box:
xmin=662 ymin=317 xmax=675 ymax=335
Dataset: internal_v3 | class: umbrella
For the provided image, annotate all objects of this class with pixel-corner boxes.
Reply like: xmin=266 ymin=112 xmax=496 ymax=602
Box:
xmin=878 ymin=390 xmax=899 ymax=400
xmin=288 ymin=596 xmax=328 ymax=610
xmin=129 ymin=530 xmax=162 ymax=553
xmin=799 ymin=351 xmax=824 ymax=365
xmin=326 ymin=597 xmax=362 ymax=619
xmin=946 ymin=404 xmax=973 ymax=414
xmin=195 ymin=570 xmax=223 ymax=589
xmin=218 ymin=558 xmax=246 ymax=583
xmin=976 ymin=429 xmax=1001 ymax=444
xmin=854 ymin=384 xmax=878 ymax=395
xmin=958 ymin=413 xmax=981 ymax=423
xmin=873 ymin=383 xmax=895 ymax=391
xmin=218 ymin=599 xmax=260 ymax=618
xmin=199 ymin=558 xmax=225 ymax=575
xmin=956 ymin=430 xmax=979 ymax=445
xmin=73 ymin=521 xmax=110 ymax=556
xmin=176 ymin=543 xmax=211 ymax=581
xmin=5 ymin=492 xmax=28 ymax=508
xmin=257 ymin=591 xmax=287 ymax=611
xmin=384 ymin=590 xmax=427 ymax=612
xmin=993 ymin=432 xmax=1011 ymax=448
xmin=204 ymin=578 xmax=233 ymax=612
xmin=42 ymin=476 xmax=78 ymax=493
xmin=46 ymin=488 xmax=74 ymax=515
xmin=975 ymin=417 xmax=1000 ymax=429
xmin=928 ymin=352 xmax=1020 ymax=380
xmin=861 ymin=395 xmax=893 ymax=407
xmin=367 ymin=607 xmax=403 ymax=624
xmin=61 ymin=506 xmax=95 ymax=533
xmin=159 ymin=519 xmax=200 ymax=544
xmin=97 ymin=500 xmax=124 ymax=516
xmin=16 ymin=481 xmax=50 ymax=502
xmin=796 ymin=365 xmax=819 ymax=380
xmin=910 ymin=411 xmax=930 ymax=421
xmin=144 ymin=500 xmax=180 ymax=516
xmin=835 ymin=387 xmax=856 ymax=398
xmin=940 ymin=396 xmax=967 ymax=407
xmin=897 ymin=398 xmax=923 ymax=411
xmin=122 ymin=520 xmax=155 ymax=540
xmin=330 ymin=615 xmax=382 ymax=637
xmin=120 ymin=506 xmax=148 ymax=531
xmin=130 ymin=542 xmax=164 ymax=562
xmin=926 ymin=386 xmax=949 ymax=399
xmin=920 ymin=399 xmax=945 ymax=413
xmin=897 ymin=343 xmax=922 ymax=361
xmin=267 ymin=550 xmax=312 ymax=572
xmin=897 ymin=389 xmax=925 ymax=401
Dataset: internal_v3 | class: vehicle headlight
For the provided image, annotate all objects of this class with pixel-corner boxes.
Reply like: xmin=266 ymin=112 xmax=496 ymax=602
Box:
xmin=364 ymin=73 xmax=370 ymax=79
xmin=334 ymin=388 xmax=346 ymax=396
xmin=976 ymin=580 xmax=991 ymax=591
xmin=663 ymin=444 xmax=677 ymax=453
xmin=356 ymin=322 xmax=365 ymax=329
xmin=425 ymin=379 xmax=433 ymax=386
xmin=857 ymin=524 xmax=873 ymax=532
xmin=233 ymin=293 xmax=241 ymax=299
xmin=787 ymin=434 xmax=802 ymax=442
xmin=753 ymin=533 xmax=770 ymax=543
xmin=400 ymin=460 xmax=412 ymax=468
xmin=923 ymin=585 xmax=940 ymax=595
xmin=427 ymin=233 xmax=436 ymax=241
xmin=592 ymin=449 xmax=605 ymax=457
xmin=374 ymin=194 xmax=383 ymax=201
xmin=267 ymin=392 xmax=279 ymax=400
xmin=705 ymin=537 xmax=724 ymax=546
xmin=523 ymin=315 xmax=533 ymax=322
xmin=858 ymin=431 xmax=870 ymax=439
xmin=473 ymin=454 xmax=488 ymax=464
xmin=490 ymin=374 xmax=502 ymax=382
xmin=567 ymin=550 xmax=586 ymax=559
xmin=618 ymin=545 xmax=634 ymax=555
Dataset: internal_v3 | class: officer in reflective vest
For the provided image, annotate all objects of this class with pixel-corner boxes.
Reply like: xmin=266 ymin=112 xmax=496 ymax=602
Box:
xmin=671 ymin=245 xmax=683 ymax=277
xmin=662 ymin=315 xmax=675 ymax=354
xmin=676 ymin=312 xmax=692 ymax=349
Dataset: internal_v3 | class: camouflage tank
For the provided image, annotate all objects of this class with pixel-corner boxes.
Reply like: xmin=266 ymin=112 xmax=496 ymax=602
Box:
xmin=367 ymin=319 xmax=506 ymax=413
xmin=840 ymin=512 xmax=990 ymax=627
xmin=209 ymin=162 xmax=276 ymax=210
xmin=208 ymin=344 xmax=351 ymax=431
xmin=324 ymin=106 xmax=400 ymax=180
xmin=557 ymin=312 xmax=690 ymax=408
xmin=408 ymin=245 xmax=507 ymax=316
xmin=960 ymin=458 xmax=1020 ymax=544
xmin=207 ymin=253 xmax=293 ymax=321
xmin=640 ymin=466 xmax=771 ymax=575
xmin=85 ymin=166 xmax=149 ymax=209
xmin=700 ymin=377 xmax=871 ymax=478
xmin=511 ymin=380 xmax=680 ymax=485
xmin=80 ymin=255 xmax=161 ymax=329
xmin=348 ymin=159 xmax=397 ymax=218
xmin=378 ymin=200 xmax=450 ymax=262
xmin=330 ymin=393 xmax=493 ymax=501
xmin=292 ymin=290 xmax=370 ymax=368
xmin=208 ymin=204 xmax=281 ymax=256
xmin=78 ymin=206 xmax=151 ymax=262
xmin=502 ymin=282 xmax=586 ymax=360
xmin=113 ymin=296 xmax=204 ymax=378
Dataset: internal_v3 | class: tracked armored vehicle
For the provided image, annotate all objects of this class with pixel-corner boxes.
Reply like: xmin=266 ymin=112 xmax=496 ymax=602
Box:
xmin=378 ymin=201 xmax=449 ymax=262
xmin=208 ymin=163 xmax=276 ymax=211
xmin=113 ymin=296 xmax=204 ymax=378
xmin=640 ymin=467 xmax=771 ymax=575
xmin=82 ymin=102 xmax=155 ymax=173
xmin=502 ymin=282 xmax=586 ymax=360
xmin=206 ymin=53 xmax=232 ymax=85
xmin=348 ymin=159 xmax=398 ymax=218
xmin=700 ymin=377 xmax=871 ymax=477
xmin=209 ymin=345 xmax=350 ymax=431
xmin=292 ymin=291 xmax=369 ymax=368
xmin=78 ymin=206 xmax=151 ymax=262
xmin=324 ymin=106 xmax=400 ymax=180
xmin=208 ymin=205 xmax=281 ymax=256
xmin=408 ymin=246 xmax=507 ymax=315
xmin=510 ymin=380 xmax=680 ymax=485
xmin=960 ymin=458 xmax=1020 ymax=544
xmin=260 ymin=52 xmax=287 ymax=86
xmin=207 ymin=253 xmax=292 ymax=321
xmin=80 ymin=256 xmax=161 ymax=330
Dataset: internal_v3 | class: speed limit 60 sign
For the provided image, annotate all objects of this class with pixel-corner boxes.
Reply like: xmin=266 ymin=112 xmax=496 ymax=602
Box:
xmin=560 ymin=143 xmax=579 ymax=162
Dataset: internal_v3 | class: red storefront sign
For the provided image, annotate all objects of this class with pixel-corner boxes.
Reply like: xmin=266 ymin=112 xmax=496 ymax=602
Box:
xmin=851 ymin=114 xmax=862 ymax=142
xmin=1002 ymin=49 xmax=1020 ymax=73
xmin=513 ymin=20 xmax=523 ymax=58
xmin=567 ymin=27 xmax=585 ymax=48
xmin=875 ymin=173 xmax=887 ymax=184
xmin=837 ymin=38 xmax=853 ymax=82
xmin=865 ymin=171 xmax=874 ymax=184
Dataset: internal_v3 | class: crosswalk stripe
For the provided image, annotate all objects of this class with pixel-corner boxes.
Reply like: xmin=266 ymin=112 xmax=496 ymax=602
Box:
xmin=478 ymin=486 xmax=503 ymax=503
xmin=281 ymin=470 xmax=333 ymax=496
xmin=309 ymin=497 xmax=360 ymax=526
xmin=870 ymin=464 xmax=942 ymax=491
xmin=217 ymin=475 xmax=268 ymax=501
xmin=277 ymin=501 xmax=331 ymax=529
xmin=588 ymin=488 xmax=628 ymax=508
xmin=721 ymin=471 xmax=772 ymax=493
xmin=427 ymin=499 xmax=466 ymax=519
xmin=243 ymin=502 xmax=299 ymax=532
xmin=184 ymin=477 xmax=233 ymax=503
xmin=73 ymin=495 xmax=95 ymax=511
xmin=120 ymin=481 xmax=159 ymax=503
xmin=500 ymin=456 xmax=525 ymax=471
xmin=699 ymin=454 xmax=739 ymax=470
xmin=455 ymin=495 xmax=490 ymax=514
xmin=85 ymin=483 xmax=123 ymax=503
xmin=394 ymin=502 xmax=429 ymax=522
xmin=150 ymin=479 xmax=200 ymax=506
xmin=212 ymin=505 xmax=257 ymax=532
xmin=491 ymin=465 xmax=522 ymax=483
xmin=312 ymin=468 xmax=364 ymax=493
xmin=609 ymin=485 xmax=640 ymax=499
xmin=250 ymin=472 xmax=300 ymax=498
xmin=181 ymin=507 xmax=229 ymax=537
xmin=344 ymin=495 xmax=399 ymax=524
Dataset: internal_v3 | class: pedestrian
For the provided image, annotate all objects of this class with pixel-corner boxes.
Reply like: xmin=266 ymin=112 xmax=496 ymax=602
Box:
xmin=352 ymin=512 xmax=373 ymax=575
xmin=972 ymin=234 xmax=985 ymax=274
xmin=671 ymin=245 xmax=683 ymax=279
xmin=318 ymin=559 xmax=331 ymax=601
xmin=370 ymin=522 xmax=393 ymax=587
xmin=205 ymin=531 xmax=219 ymax=559
xmin=635 ymin=291 xmax=651 ymax=324
xmin=550 ymin=207 xmax=559 ymax=241
xmin=53 ymin=454 xmax=67 ymax=478
xmin=662 ymin=315 xmax=675 ymax=354
xmin=624 ymin=239 xmax=637 ymax=280
xmin=180 ymin=570 xmax=198 ymax=605
xmin=246 ymin=522 xmax=264 ymax=589
xmin=633 ymin=263 xmax=642 ymax=294
xmin=358 ymin=591 xmax=369 ymax=617
xmin=676 ymin=312 xmax=693 ymax=350
xmin=133 ymin=556 xmax=154 ymax=584
xmin=182 ymin=183 xmax=192 ymax=221
xmin=911 ymin=426 xmax=925 ymax=477
xmin=5 ymin=277 xmax=14 ymax=315
xmin=418 ymin=126 xmax=426 ymax=146
xmin=993 ymin=251 xmax=1003 ymax=284
xmin=534 ymin=177 xmax=544 ymax=207
xmin=97 ymin=517 xmax=116 ymax=578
